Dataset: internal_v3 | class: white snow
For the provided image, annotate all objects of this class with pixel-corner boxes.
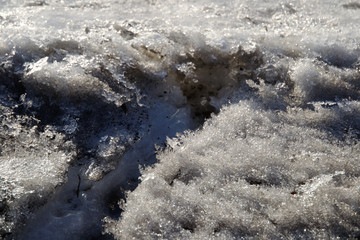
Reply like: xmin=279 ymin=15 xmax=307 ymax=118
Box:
xmin=105 ymin=101 xmax=360 ymax=239
xmin=0 ymin=0 xmax=359 ymax=239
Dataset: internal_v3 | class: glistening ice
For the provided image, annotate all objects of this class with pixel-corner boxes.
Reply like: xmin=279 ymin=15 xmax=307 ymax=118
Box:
xmin=0 ymin=0 xmax=360 ymax=239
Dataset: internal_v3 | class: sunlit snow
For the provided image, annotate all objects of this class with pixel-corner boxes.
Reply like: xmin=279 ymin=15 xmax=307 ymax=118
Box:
xmin=0 ymin=0 xmax=360 ymax=239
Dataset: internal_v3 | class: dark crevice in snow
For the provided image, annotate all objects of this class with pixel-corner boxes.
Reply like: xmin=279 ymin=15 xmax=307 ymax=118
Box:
xmin=7 ymin=59 xmax=197 ymax=239
xmin=342 ymin=2 xmax=360 ymax=9
xmin=0 ymin=64 xmax=26 ymax=102
xmin=167 ymin=168 xmax=202 ymax=186
xmin=245 ymin=177 xmax=268 ymax=186
xmin=166 ymin=46 xmax=264 ymax=125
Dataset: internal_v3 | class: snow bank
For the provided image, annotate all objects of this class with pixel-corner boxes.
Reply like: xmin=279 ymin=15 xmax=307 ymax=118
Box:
xmin=105 ymin=100 xmax=360 ymax=239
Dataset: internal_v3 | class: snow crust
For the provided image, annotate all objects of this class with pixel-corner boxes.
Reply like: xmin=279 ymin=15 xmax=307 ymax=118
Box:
xmin=0 ymin=0 xmax=359 ymax=239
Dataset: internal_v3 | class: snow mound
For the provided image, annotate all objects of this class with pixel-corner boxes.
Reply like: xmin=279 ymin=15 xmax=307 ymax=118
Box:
xmin=0 ymin=96 xmax=75 ymax=237
xmin=105 ymin=100 xmax=360 ymax=239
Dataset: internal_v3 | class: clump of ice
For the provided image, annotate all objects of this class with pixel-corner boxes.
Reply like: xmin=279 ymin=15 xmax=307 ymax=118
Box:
xmin=0 ymin=101 xmax=75 ymax=237
xmin=105 ymin=100 xmax=360 ymax=239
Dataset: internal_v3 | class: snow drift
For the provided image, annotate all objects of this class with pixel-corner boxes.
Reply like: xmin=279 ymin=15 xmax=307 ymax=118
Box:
xmin=0 ymin=0 xmax=360 ymax=239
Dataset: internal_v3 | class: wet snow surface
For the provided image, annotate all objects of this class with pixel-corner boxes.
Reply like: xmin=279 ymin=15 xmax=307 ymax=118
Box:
xmin=0 ymin=0 xmax=360 ymax=239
